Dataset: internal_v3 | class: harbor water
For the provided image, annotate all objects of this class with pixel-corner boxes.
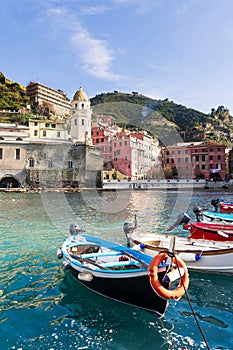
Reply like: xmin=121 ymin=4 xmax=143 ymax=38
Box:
xmin=0 ymin=189 xmax=232 ymax=349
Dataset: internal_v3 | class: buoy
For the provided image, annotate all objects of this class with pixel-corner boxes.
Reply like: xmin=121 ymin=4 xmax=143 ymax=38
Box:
xmin=149 ymin=252 xmax=189 ymax=300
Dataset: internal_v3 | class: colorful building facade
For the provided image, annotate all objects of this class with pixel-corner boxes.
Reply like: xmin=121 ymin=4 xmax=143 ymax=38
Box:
xmin=162 ymin=141 xmax=226 ymax=180
xmin=91 ymin=124 xmax=160 ymax=179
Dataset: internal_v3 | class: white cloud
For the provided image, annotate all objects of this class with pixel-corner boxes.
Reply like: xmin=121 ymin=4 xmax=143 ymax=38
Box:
xmin=45 ymin=4 xmax=121 ymax=81
xmin=71 ymin=28 xmax=121 ymax=81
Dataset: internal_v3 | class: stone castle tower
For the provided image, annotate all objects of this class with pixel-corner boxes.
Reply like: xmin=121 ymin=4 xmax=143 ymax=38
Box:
xmin=71 ymin=85 xmax=92 ymax=144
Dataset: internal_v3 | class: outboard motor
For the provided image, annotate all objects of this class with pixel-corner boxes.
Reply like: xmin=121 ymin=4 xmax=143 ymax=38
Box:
xmin=167 ymin=213 xmax=190 ymax=231
xmin=123 ymin=222 xmax=135 ymax=247
xmin=69 ymin=223 xmax=85 ymax=235
xmin=193 ymin=206 xmax=203 ymax=222
xmin=211 ymin=198 xmax=220 ymax=212
xmin=123 ymin=215 xmax=137 ymax=247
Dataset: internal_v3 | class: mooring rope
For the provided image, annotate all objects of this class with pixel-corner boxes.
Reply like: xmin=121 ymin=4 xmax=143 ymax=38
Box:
xmin=173 ymin=254 xmax=211 ymax=350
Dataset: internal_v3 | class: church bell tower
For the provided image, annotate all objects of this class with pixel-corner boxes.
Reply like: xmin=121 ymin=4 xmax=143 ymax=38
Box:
xmin=71 ymin=85 xmax=92 ymax=144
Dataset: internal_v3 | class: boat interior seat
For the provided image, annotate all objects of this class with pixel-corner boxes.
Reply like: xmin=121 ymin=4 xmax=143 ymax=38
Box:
xmin=69 ymin=245 xmax=100 ymax=255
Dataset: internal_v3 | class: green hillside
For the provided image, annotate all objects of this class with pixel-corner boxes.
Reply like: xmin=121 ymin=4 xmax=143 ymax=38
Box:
xmin=1 ymin=70 xmax=233 ymax=146
xmin=0 ymin=72 xmax=31 ymax=111
xmin=91 ymin=91 xmax=206 ymax=129
xmin=91 ymin=92 xmax=233 ymax=146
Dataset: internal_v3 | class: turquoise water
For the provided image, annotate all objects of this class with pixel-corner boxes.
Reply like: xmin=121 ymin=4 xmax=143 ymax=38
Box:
xmin=0 ymin=190 xmax=232 ymax=349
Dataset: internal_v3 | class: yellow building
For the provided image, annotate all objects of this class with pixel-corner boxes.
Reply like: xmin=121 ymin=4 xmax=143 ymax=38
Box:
xmin=27 ymin=119 xmax=70 ymax=140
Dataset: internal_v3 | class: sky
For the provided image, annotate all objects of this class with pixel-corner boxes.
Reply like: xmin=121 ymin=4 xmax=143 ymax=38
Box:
xmin=1 ymin=0 xmax=233 ymax=114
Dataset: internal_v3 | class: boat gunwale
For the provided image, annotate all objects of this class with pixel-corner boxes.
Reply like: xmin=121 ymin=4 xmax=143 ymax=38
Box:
xmin=62 ymin=241 xmax=150 ymax=274
xmin=191 ymin=222 xmax=233 ymax=233
xmin=132 ymin=239 xmax=233 ymax=256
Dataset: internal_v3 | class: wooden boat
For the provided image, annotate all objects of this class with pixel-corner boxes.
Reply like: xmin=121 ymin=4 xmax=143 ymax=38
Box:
xmin=129 ymin=231 xmax=233 ymax=274
xmin=123 ymin=218 xmax=233 ymax=274
xmin=219 ymin=201 xmax=233 ymax=213
xmin=202 ymin=211 xmax=233 ymax=224
xmin=192 ymin=205 xmax=233 ymax=224
xmin=210 ymin=198 xmax=233 ymax=213
xmin=57 ymin=224 xmax=189 ymax=317
xmin=183 ymin=221 xmax=233 ymax=241
xmin=169 ymin=211 xmax=233 ymax=241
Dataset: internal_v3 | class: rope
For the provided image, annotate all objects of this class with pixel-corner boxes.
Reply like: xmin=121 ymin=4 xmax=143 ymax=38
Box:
xmin=173 ymin=254 xmax=211 ymax=350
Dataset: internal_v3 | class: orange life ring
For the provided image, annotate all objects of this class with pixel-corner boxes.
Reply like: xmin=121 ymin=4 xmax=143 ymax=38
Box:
xmin=149 ymin=252 xmax=189 ymax=300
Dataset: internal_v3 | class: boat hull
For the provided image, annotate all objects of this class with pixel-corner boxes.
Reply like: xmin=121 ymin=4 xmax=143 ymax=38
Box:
xmin=69 ymin=265 xmax=168 ymax=317
xmin=131 ymin=233 xmax=233 ymax=274
xmin=203 ymin=211 xmax=233 ymax=223
xmin=59 ymin=232 xmax=170 ymax=317
xmin=220 ymin=202 xmax=233 ymax=213
xmin=186 ymin=222 xmax=233 ymax=241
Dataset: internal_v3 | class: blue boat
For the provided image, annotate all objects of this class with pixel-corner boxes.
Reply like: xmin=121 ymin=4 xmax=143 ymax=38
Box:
xmin=57 ymin=224 xmax=189 ymax=317
xmin=191 ymin=204 xmax=233 ymax=224
xmin=202 ymin=211 xmax=233 ymax=223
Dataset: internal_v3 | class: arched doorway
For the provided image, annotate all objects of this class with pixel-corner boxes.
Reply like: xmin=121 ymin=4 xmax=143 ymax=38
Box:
xmin=0 ymin=176 xmax=20 ymax=189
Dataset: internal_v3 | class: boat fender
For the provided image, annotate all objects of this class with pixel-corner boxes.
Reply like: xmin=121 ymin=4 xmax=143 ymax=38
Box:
xmin=63 ymin=261 xmax=71 ymax=270
xmin=78 ymin=272 xmax=93 ymax=282
xmin=57 ymin=248 xmax=63 ymax=259
xmin=163 ymin=267 xmax=185 ymax=283
xmin=149 ymin=252 xmax=189 ymax=300
xmin=139 ymin=243 xmax=145 ymax=250
xmin=178 ymin=253 xmax=201 ymax=262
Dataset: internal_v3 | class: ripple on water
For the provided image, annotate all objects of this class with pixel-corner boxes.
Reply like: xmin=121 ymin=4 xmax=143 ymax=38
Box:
xmin=0 ymin=191 xmax=233 ymax=350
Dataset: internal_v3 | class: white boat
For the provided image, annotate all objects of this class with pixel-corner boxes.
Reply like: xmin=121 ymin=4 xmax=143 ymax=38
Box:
xmin=123 ymin=220 xmax=233 ymax=275
xmin=132 ymin=233 xmax=233 ymax=274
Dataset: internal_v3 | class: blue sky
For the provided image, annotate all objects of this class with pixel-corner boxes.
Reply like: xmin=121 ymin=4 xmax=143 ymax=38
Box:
xmin=1 ymin=0 xmax=233 ymax=114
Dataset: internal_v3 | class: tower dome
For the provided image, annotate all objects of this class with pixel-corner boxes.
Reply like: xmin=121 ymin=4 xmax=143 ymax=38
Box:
xmin=73 ymin=85 xmax=89 ymax=101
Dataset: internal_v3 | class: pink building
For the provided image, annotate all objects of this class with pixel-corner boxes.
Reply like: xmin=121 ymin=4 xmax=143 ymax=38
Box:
xmin=162 ymin=141 xmax=226 ymax=180
xmin=91 ymin=126 xmax=112 ymax=161
xmin=91 ymin=124 xmax=160 ymax=179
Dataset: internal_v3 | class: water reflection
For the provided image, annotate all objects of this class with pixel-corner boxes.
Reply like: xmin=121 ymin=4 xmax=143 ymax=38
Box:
xmin=0 ymin=190 xmax=233 ymax=350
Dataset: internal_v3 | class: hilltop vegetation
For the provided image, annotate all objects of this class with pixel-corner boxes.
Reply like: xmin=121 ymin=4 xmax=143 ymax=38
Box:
xmin=0 ymin=72 xmax=31 ymax=111
xmin=1 ymin=71 xmax=233 ymax=146
xmin=91 ymin=91 xmax=233 ymax=146
xmin=91 ymin=91 xmax=206 ymax=130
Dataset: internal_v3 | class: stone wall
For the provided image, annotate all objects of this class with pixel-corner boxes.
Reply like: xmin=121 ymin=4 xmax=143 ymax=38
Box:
xmin=0 ymin=138 xmax=104 ymax=189
xmin=25 ymin=142 xmax=102 ymax=189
